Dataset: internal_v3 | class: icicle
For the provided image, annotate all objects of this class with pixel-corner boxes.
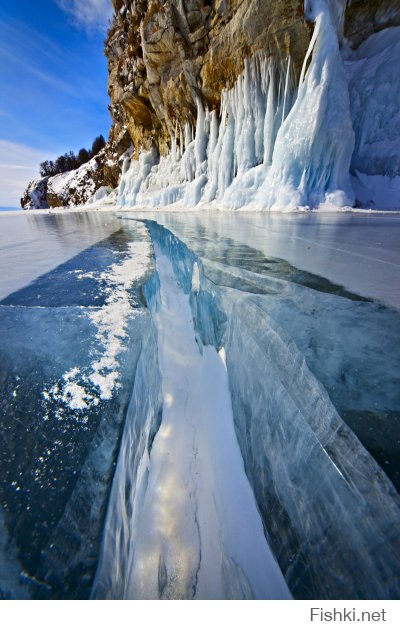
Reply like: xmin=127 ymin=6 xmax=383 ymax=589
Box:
xmin=218 ymin=99 xmax=235 ymax=195
xmin=253 ymin=54 xmax=267 ymax=164
xmin=170 ymin=133 xmax=177 ymax=162
xmin=263 ymin=62 xmax=276 ymax=166
xmin=281 ymin=57 xmax=291 ymax=124
xmin=208 ymin=110 xmax=219 ymax=158
xmin=194 ymin=97 xmax=208 ymax=177
xmin=299 ymin=15 xmax=320 ymax=87
xmin=235 ymin=58 xmax=256 ymax=174
xmin=184 ymin=122 xmax=192 ymax=149
xmin=203 ymin=104 xmax=227 ymax=202
xmin=179 ymin=126 xmax=184 ymax=157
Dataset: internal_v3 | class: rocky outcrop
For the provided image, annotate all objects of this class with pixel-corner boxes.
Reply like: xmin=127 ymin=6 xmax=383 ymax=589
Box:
xmin=21 ymin=176 xmax=49 ymax=210
xmin=22 ymin=127 xmax=131 ymax=209
xmin=344 ymin=0 xmax=400 ymax=48
xmin=106 ymin=0 xmax=400 ymax=158
xmin=106 ymin=0 xmax=310 ymax=157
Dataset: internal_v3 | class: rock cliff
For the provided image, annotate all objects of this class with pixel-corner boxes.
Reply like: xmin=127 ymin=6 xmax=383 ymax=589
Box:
xmin=106 ymin=0 xmax=310 ymax=158
xmin=106 ymin=0 xmax=400 ymax=157
xmin=22 ymin=0 xmax=400 ymax=208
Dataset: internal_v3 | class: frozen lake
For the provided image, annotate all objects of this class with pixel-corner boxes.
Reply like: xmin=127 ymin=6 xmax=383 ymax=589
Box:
xmin=0 ymin=211 xmax=123 ymax=300
xmin=123 ymin=210 xmax=400 ymax=310
xmin=0 ymin=207 xmax=399 ymax=600
xmin=1 ymin=209 xmax=399 ymax=308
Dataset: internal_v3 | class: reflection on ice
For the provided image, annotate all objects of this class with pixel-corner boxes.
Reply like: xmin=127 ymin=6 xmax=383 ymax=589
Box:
xmin=125 ymin=211 xmax=400 ymax=310
xmin=0 ymin=211 xmax=122 ymax=300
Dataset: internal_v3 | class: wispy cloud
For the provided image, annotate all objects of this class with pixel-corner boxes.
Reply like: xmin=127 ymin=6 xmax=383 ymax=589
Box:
xmin=0 ymin=43 xmax=75 ymax=95
xmin=0 ymin=140 xmax=55 ymax=207
xmin=56 ymin=0 xmax=113 ymax=32
xmin=0 ymin=15 xmax=65 ymax=63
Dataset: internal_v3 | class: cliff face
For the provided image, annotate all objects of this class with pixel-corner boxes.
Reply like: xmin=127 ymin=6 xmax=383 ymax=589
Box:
xmin=22 ymin=0 xmax=400 ymax=209
xmin=107 ymin=0 xmax=310 ymax=157
xmin=106 ymin=0 xmax=400 ymax=157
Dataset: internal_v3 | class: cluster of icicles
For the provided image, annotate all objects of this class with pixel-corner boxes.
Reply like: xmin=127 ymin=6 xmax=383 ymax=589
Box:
xmin=118 ymin=0 xmax=355 ymax=211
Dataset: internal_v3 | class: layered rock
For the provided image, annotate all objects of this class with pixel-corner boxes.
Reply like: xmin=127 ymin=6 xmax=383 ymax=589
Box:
xmin=106 ymin=0 xmax=310 ymax=157
xmin=106 ymin=0 xmax=400 ymax=158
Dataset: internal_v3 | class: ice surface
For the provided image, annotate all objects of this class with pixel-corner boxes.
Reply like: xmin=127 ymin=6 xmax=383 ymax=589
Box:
xmin=1 ymin=210 xmax=399 ymax=599
xmin=90 ymin=311 xmax=163 ymax=600
xmin=113 ymin=216 xmax=400 ymax=599
xmin=0 ymin=506 xmax=29 ymax=599
xmin=93 ymin=245 xmax=290 ymax=600
xmin=0 ymin=211 xmax=123 ymax=300
xmin=0 ymin=219 xmax=154 ymax=598
xmin=124 ymin=210 xmax=400 ymax=310
xmin=218 ymin=290 xmax=400 ymax=598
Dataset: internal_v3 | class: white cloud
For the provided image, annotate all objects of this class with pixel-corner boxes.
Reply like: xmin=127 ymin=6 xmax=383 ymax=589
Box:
xmin=56 ymin=0 xmax=113 ymax=32
xmin=0 ymin=140 xmax=54 ymax=207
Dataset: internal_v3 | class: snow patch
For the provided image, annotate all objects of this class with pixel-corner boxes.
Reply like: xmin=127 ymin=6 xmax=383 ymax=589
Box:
xmin=44 ymin=223 xmax=152 ymax=412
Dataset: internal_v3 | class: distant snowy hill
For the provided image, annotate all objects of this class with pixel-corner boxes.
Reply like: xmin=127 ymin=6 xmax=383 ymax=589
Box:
xmin=21 ymin=129 xmax=131 ymax=209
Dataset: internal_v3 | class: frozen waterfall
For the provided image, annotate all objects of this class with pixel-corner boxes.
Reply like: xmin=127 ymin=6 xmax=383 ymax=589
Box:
xmin=257 ymin=0 xmax=355 ymax=208
xmin=118 ymin=53 xmax=298 ymax=211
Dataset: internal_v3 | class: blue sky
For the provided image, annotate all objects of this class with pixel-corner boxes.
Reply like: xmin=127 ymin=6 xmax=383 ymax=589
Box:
xmin=0 ymin=0 xmax=113 ymax=206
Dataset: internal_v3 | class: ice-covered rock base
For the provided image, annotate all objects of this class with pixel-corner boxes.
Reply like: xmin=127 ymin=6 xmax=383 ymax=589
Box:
xmin=117 ymin=3 xmax=400 ymax=212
